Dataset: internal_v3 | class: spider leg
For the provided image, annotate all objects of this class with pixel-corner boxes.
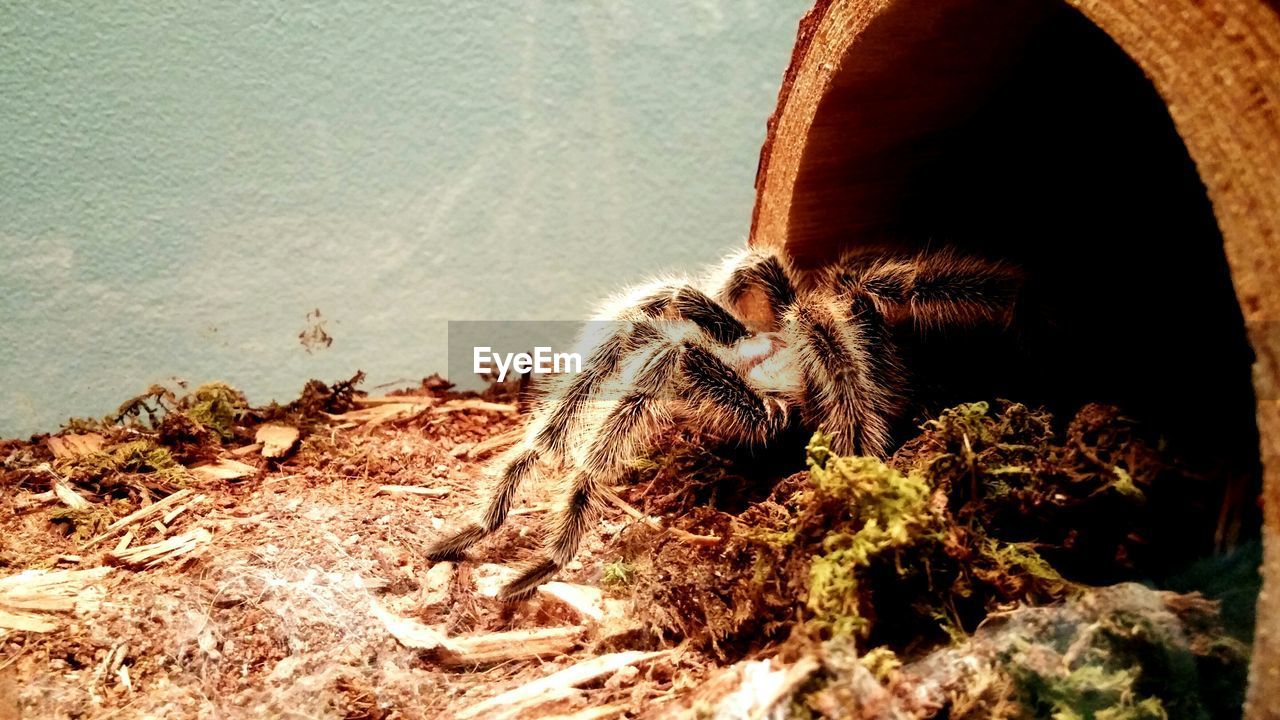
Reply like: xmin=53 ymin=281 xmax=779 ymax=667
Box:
xmin=535 ymin=281 xmax=755 ymax=454
xmin=789 ymin=295 xmax=905 ymax=457
xmin=429 ymin=253 xmax=794 ymax=565
xmin=533 ymin=317 xmax=664 ymax=458
xmin=833 ymin=250 xmax=1023 ymax=332
xmin=717 ymin=248 xmax=798 ymax=320
xmin=425 ymin=308 xmax=701 ymax=561
xmin=499 ymin=333 xmax=790 ymax=600
xmin=426 ymin=293 xmax=679 ymax=562
xmin=500 ymin=340 xmax=683 ymax=599
xmin=424 ymin=446 xmax=539 ymax=560
xmin=425 ymin=322 xmax=660 ymax=562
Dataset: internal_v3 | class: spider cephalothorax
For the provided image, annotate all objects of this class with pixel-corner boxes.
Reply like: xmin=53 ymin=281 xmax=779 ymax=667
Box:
xmin=427 ymin=246 xmax=1024 ymax=599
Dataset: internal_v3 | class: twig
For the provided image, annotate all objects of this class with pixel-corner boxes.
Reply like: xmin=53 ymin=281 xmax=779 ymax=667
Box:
xmin=457 ymin=649 xmax=670 ymax=720
xmin=430 ymin=400 xmax=517 ymax=416
xmin=598 ymin=486 xmax=720 ymax=543
xmin=80 ymin=489 xmax=194 ymax=550
xmin=467 ymin=427 xmax=522 ymax=461
xmin=161 ymin=494 xmax=204 ymax=524
xmin=52 ymin=481 xmax=90 ymax=510
xmin=353 ymin=395 xmax=436 ymax=406
xmin=376 ymin=485 xmax=450 ymax=498
xmin=229 ymin=443 xmax=263 ymax=457
xmin=437 ymin=626 xmax=584 ymax=667
xmin=106 ymin=528 xmax=212 ymax=569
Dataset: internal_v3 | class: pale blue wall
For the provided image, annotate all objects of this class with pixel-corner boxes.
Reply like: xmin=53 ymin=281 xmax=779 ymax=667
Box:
xmin=0 ymin=1 xmax=809 ymax=437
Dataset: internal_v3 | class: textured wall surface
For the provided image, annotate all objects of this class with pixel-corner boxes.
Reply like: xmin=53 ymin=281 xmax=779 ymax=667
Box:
xmin=0 ymin=1 xmax=808 ymax=437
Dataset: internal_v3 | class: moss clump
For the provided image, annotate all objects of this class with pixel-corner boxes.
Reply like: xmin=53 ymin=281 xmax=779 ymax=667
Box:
xmin=1014 ymin=661 xmax=1168 ymax=720
xmin=602 ymin=560 xmax=635 ymax=588
xmin=112 ymin=384 xmax=179 ymax=428
xmin=49 ymin=504 xmax=117 ymax=541
xmin=98 ymin=381 xmax=248 ymax=449
xmin=859 ymin=647 xmax=902 ymax=683
xmin=252 ymin=371 xmax=366 ymax=432
xmin=56 ymin=439 xmax=188 ymax=486
xmin=802 ymin=432 xmax=936 ymax=638
xmin=978 ymin=586 xmax=1247 ymax=720
xmin=611 ymin=401 xmax=1196 ymax=659
xmin=904 ymin=401 xmax=1211 ymax=585
xmin=787 ymin=428 xmax=1086 ymax=649
xmin=181 ymin=382 xmax=246 ymax=440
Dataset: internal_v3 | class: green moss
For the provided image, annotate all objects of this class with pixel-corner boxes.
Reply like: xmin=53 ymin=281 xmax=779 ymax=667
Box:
xmin=602 ymin=560 xmax=634 ymax=587
xmin=1109 ymin=467 xmax=1145 ymax=500
xmin=987 ymin=584 xmax=1247 ymax=720
xmin=803 ymin=434 xmax=936 ymax=639
xmin=614 ymin=400 xmax=1208 ymax=665
xmin=1016 ymin=662 xmax=1168 ymax=720
xmin=859 ymin=647 xmax=902 ymax=683
xmin=56 ymin=439 xmax=188 ymax=484
xmin=183 ymin=382 xmax=246 ymax=439
xmin=49 ymin=504 xmax=116 ymax=541
xmin=981 ymin=538 xmax=1076 ymax=597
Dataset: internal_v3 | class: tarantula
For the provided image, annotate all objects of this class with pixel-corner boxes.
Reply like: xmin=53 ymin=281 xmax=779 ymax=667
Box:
xmin=427 ymin=245 xmax=1023 ymax=599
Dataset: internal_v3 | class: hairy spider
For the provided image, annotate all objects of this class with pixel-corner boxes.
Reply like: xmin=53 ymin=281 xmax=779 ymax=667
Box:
xmin=427 ymin=246 xmax=1023 ymax=599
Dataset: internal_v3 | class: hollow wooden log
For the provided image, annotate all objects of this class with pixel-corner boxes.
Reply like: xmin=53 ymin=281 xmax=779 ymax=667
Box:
xmin=751 ymin=1 xmax=1280 ymax=716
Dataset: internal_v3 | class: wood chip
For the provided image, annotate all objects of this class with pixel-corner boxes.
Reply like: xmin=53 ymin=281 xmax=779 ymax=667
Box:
xmin=448 ymin=442 xmax=475 ymax=458
xmin=255 ymin=424 xmax=300 ymax=459
xmin=370 ymin=602 xmax=455 ymax=652
xmin=0 ymin=567 xmax=113 ymax=633
xmin=701 ymin=655 xmax=822 ymax=720
xmin=431 ymin=400 xmax=517 ymax=416
xmin=107 ymin=642 xmax=128 ymax=673
xmin=538 ymin=582 xmax=605 ymax=624
xmin=229 ymin=443 xmax=263 ymax=457
xmin=467 ymin=427 xmax=522 ymax=461
xmin=14 ymin=490 xmax=57 ymax=513
xmin=80 ymin=488 xmax=194 ymax=549
xmin=354 ymin=395 xmax=436 ymax=406
xmin=376 ymin=485 xmax=450 ymax=498
xmin=420 ymin=562 xmax=453 ymax=608
xmin=52 ymin=481 xmax=90 ymax=510
xmin=327 ymin=403 xmax=424 ymax=428
xmin=45 ymin=433 xmax=105 ymax=460
xmin=116 ymin=664 xmax=133 ymax=692
xmin=113 ymin=532 xmax=134 ymax=554
xmin=189 ymin=458 xmax=258 ymax=482
xmin=437 ymin=626 xmax=584 ymax=668
xmin=457 ymin=649 xmax=669 ymax=720
xmin=106 ymin=528 xmax=211 ymax=569
xmin=161 ymin=494 xmax=203 ymax=524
